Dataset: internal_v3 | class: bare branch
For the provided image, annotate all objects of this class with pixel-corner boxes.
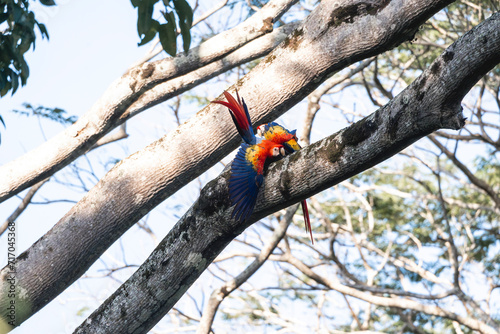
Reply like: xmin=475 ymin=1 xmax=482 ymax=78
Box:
xmin=0 ymin=178 xmax=49 ymax=237
xmin=282 ymin=252 xmax=498 ymax=334
xmin=302 ymin=58 xmax=374 ymax=144
xmin=196 ymin=205 xmax=297 ymax=334
xmin=0 ymin=0 xmax=298 ymax=203
xmin=428 ymin=134 xmax=500 ymax=208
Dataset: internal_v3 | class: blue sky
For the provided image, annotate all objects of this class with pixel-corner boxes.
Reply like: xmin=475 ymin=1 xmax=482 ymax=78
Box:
xmin=1 ymin=1 xmax=498 ymax=333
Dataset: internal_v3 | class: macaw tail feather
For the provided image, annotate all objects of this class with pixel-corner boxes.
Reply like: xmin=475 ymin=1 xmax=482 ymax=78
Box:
xmin=301 ymin=200 xmax=314 ymax=244
xmin=213 ymin=90 xmax=256 ymax=145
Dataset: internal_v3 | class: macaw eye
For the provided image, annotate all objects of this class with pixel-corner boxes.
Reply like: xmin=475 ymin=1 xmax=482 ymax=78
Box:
xmin=271 ymin=147 xmax=280 ymax=156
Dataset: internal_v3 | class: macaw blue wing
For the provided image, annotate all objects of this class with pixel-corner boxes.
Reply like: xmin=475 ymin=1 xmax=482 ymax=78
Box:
xmin=229 ymin=143 xmax=264 ymax=222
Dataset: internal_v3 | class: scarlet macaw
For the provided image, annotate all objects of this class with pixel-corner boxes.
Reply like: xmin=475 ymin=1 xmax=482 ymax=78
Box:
xmin=229 ymin=140 xmax=285 ymax=222
xmin=257 ymin=122 xmax=301 ymax=153
xmin=213 ymin=91 xmax=288 ymax=222
xmin=257 ymin=122 xmax=313 ymax=244
xmin=213 ymin=90 xmax=314 ymax=244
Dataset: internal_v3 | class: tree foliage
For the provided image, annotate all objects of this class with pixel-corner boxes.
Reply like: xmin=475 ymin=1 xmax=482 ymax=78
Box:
xmin=131 ymin=0 xmax=193 ymax=56
xmin=12 ymin=103 xmax=76 ymax=125
xmin=0 ymin=0 xmax=53 ymax=97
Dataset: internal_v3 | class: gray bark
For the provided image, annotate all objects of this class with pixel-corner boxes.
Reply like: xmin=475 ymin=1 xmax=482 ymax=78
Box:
xmin=196 ymin=205 xmax=297 ymax=334
xmin=0 ymin=0 xmax=298 ymax=203
xmin=74 ymin=10 xmax=500 ymax=334
xmin=0 ymin=0 xmax=465 ymax=330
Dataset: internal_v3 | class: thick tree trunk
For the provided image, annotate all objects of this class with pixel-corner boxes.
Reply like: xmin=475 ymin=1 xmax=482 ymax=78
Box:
xmin=0 ymin=0 xmax=462 ymax=330
xmin=74 ymin=11 xmax=500 ymax=334
xmin=0 ymin=0 xmax=298 ymax=203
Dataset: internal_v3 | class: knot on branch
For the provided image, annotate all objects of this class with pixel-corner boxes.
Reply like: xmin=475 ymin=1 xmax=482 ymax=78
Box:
xmin=278 ymin=169 xmax=293 ymax=200
xmin=329 ymin=0 xmax=391 ymax=27
xmin=260 ymin=17 xmax=274 ymax=33
xmin=440 ymin=105 xmax=466 ymax=130
xmin=196 ymin=176 xmax=232 ymax=219
xmin=342 ymin=112 xmax=379 ymax=146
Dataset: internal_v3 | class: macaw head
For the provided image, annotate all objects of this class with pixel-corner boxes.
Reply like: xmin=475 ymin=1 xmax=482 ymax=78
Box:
xmin=257 ymin=122 xmax=302 ymax=154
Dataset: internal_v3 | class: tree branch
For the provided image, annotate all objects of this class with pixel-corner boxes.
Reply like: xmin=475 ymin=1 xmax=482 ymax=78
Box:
xmin=0 ymin=123 xmax=129 ymax=238
xmin=0 ymin=0 xmax=298 ymax=203
xmin=282 ymin=252 xmax=498 ymax=334
xmin=0 ymin=179 xmax=49 ymax=237
xmin=0 ymin=1 xmax=462 ymax=330
xmin=428 ymin=134 xmax=500 ymax=208
xmin=73 ymin=12 xmax=500 ymax=334
xmin=196 ymin=205 xmax=297 ymax=334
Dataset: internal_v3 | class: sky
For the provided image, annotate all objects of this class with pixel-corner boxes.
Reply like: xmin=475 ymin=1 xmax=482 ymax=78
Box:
xmin=0 ymin=1 xmax=322 ymax=332
xmin=0 ymin=1 xmax=498 ymax=333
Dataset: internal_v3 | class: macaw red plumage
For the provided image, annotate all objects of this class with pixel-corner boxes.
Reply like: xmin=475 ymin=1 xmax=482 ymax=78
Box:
xmin=213 ymin=90 xmax=314 ymax=244
xmin=213 ymin=90 xmax=257 ymax=145
xmin=257 ymin=122 xmax=314 ymax=244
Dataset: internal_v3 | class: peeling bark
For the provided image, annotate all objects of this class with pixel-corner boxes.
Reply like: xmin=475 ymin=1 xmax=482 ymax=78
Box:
xmin=74 ymin=12 xmax=500 ymax=334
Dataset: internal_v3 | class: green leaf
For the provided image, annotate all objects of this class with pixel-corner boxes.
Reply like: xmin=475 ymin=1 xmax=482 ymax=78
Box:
xmin=39 ymin=0 xmax=57 ymax=6
xmin=36 ymin=22 xmax=49 ymax=39
xmin=19 ymin=57 xmax=30 ymax=85
xmin=0 ymin=70 xmax=12 ymax=97
xmin=173 ymin=0 xmax=192 ymax=54
xmin=12 ymin=5 xmax=24 ymax=23
xmin=137 ymin=0 xmax=156 ymax=37
xmin=0 ymin=0 xmax=52 ymax=96
xmin=138 ymin=19 xmax=160 ymax=46
xmin=158 ymin=11 xmax=177 ymax=56
xmin=0 ymin=82 xmax=10 ymax=97
xmin=172 ymin=0 xmax=192 ymax=26
xmin=0 ymin=71 xmax=6 ymax=91
xmin=0 ymin=13 xmax=9 ymax=24
xmin=18 ymin=35 xmax=33 ymax=54
xmin=10 ymin=72 xmax=19 ymax=95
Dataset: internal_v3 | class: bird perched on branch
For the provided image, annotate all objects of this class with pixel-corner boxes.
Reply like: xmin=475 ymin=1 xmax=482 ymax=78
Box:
xmin=213 ymin=90 xmax=314 ymax=244
xmin=257 ymin=122 xmax=313 ymax=244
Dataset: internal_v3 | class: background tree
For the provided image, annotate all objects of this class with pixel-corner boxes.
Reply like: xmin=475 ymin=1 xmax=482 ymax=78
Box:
xmin=0 ymin=0 xmax=499 ymax=333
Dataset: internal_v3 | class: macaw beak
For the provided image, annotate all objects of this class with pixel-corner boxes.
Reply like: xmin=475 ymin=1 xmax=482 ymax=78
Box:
xmin=279 ymin=147 xmax=286 ymax=156
xmin=284 ymin=139 xmax=301 ymax=154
